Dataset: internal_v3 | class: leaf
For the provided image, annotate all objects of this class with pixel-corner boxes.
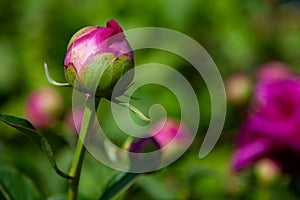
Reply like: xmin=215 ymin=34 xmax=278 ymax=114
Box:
xmin=46 ymin=194 xmax=67 ymax=200
xmin=136 ymin=176 xmax=175 ymax=199
xmin=99 ymin=172 xmax=140 ymax=200
xmin=46 ymin=194 xmax=92 ymax=200
xmin=0 ymin=163 xmax=40 ymax=200
xmin=0 ymin=114 xmax=72 ymax=179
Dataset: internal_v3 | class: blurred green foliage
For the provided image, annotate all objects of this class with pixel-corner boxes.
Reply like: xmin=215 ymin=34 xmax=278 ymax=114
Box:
xmin=1 ymin=0 xmax=300 ymax=199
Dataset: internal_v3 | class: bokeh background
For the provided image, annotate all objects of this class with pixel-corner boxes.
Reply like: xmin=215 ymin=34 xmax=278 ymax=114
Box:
xmin=1 ymin=0 xmax=300 ymax=199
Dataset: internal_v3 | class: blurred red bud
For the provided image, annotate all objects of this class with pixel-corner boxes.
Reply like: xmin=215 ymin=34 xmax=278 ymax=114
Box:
xmin=150 ymin=118 xmax=192 ymax=159
xmin=24 ymin=87 xmax=63 ymax=129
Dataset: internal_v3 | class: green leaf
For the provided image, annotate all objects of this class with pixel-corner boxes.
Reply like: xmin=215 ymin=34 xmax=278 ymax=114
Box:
xmin=99 ymin=172 xmax=140 ymax=200
xmin=136 ymin=176 xmax=175 ymax=199
xmin=0 ymin=163 xmax=40 ymax=200
xmin=46 ymin=194 xmax=67 ymax=200
xmin=0 ymin=114 xmax=72 ymax=179
xmin=46 ymin=194 xmax=94 ymax=200
xmin=46 ymin=194 xmax=92 ymax=200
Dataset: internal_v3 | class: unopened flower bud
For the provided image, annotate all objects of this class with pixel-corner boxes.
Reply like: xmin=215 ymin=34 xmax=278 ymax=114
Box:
xmin=128 ymin=137 xmax=161 ymax=173
xmin=24 ymin=87 xmax=63 ymax=129
xmin=64 ymin=19 xmax=134 ymax=99
xmin=150 ymin=118 xmax=192 ymax=160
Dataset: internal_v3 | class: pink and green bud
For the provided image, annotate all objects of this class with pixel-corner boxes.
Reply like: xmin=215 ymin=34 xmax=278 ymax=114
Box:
xmin=127 ymin=118 xmax=191 ymax=172
xmin=64 ymin=19 xmax=134 ymax=99
xmin=128 ymin=137 xmax=161 ymax=172
xmin=24 ymin=87 xmax=63 ymax=129
xmin=150 ymin=118 xmax=192 ymax=159
xmin=129 ymin=137 xmax=161 ymax=154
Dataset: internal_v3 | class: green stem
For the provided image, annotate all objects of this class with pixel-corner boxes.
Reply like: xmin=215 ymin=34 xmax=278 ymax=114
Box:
xmin=68 ymin=97 xmax=100 ymax=200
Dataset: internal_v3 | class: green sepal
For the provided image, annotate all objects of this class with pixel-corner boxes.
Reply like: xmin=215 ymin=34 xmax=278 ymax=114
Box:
xmin=79 ymin=53 xmax=115 ymax=96
xmin=97 ymin=55 xmax=134 ymax=98
xmin=64 ymin=65 xmax=78 ymax=87
xmin=70 ymin=53 xmax=134 ymax=99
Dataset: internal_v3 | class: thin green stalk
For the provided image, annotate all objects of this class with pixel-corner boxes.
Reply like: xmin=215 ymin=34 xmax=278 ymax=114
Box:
xmin=68 ymin=97 xmax=100 ymax=200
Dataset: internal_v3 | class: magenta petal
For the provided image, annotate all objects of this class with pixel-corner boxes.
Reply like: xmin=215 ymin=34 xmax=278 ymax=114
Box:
xmin=150 ymin=119 xmax=191 ymax=147
xmin=233 ymin=140 xmax=271 ymax=171
xmin=63 ymin=19 xmax=134 ymax=99
xmin=233 ymin=70 xmax=300 ymax=174
xmin=64 ymin=20 xmax=131 ymax=72
xmin=256 ymin=61 xmax=292 ymax=83
xmin=106 ymin=19 xmax=123 ymax=34
xmin=64 ymin=45 xmax=72 ymax=66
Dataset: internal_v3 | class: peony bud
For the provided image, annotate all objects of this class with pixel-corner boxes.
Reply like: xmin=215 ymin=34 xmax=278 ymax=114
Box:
xmin=64 ymin=19 xmax=134 ymax=99
xmin=150 ymin=118 xmax=192 ymax=159
xmin=24 ymin=87 xmax=63 ymax=129
xmin=128 ymin=137 xmax=161 ymax=172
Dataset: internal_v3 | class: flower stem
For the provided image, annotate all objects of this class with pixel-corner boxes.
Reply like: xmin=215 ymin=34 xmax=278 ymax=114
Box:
xmin=68 ymin=97 xmax=100 ymax=200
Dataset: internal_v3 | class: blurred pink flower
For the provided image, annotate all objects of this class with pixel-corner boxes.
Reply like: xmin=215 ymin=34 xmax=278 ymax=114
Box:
xmin=65 ymin=107 xmax=85 ymax=134
xmin=232 ymin=62 xmax=300 ymax=174
xmin=127 ymin=118 xmax=191 ymax=172
xmin=24 ymin=87 xmax=63 ymax=129
xmin=256 ymin=61 xmax=292 ymax=83
xmin=150 ymin=118 xmax=192 ymax=157
xmin=128 ymin=136 xmax=161 ymax=172
xmin=65 ymin=106 xmax=100 ymax=136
